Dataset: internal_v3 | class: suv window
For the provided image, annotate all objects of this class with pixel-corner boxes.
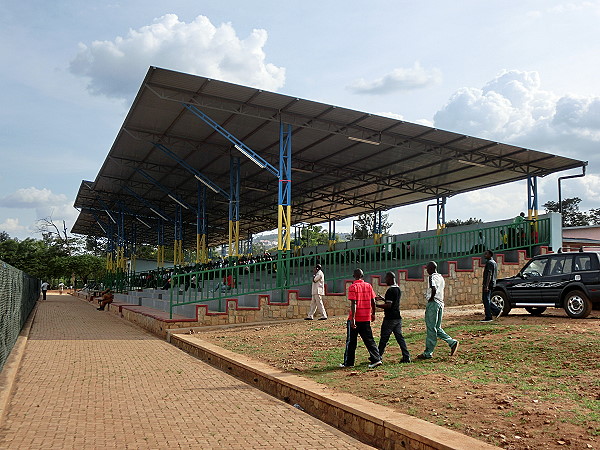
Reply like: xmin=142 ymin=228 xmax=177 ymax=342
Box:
xmin=522 ymin=257 xmax=548 ymax=278
xmin=574 ymin=254 xmax=592 ymax=272
xmin=547 ymin=255 xmax=573 ymax=275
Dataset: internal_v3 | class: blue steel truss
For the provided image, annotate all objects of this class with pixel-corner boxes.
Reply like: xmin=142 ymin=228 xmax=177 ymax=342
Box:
xmin=135 ymin=168 xmax=194 ymax=211
xmin=183 ymin=104 xmax=279 ymax=178
xmin=151 ymin=142 xmax=229 ymax=199
xmin=123 ymin=186 xmax=172 ymax=223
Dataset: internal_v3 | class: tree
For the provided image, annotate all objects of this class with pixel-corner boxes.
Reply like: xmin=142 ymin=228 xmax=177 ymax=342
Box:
xmin=543 ymin=197 xmax=590 ymax=227
xmin=587 ymin=208 xmax=600 ymax=226
xmin=298 ymin=225 xmax=329 ymax=247
xmin=352 ymin=213 xmax=393 ymax=239
xmin=445 ymin=218 xmax=483 ymax=228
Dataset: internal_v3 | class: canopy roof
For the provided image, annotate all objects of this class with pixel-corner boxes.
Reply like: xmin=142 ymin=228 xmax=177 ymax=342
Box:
xmin=72 ymin=67 xmax=586 ymax=245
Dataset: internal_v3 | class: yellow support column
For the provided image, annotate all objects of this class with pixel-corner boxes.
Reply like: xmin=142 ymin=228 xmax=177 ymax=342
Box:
xmin=277 ymin=205 xmax=291 ymax=251
xmin=373 ymin=233 xmax=382 ymax=245
xmin=228 ymin=220 xmax=240 ymax=257
xmin=157 ymin=245 xmax=165 ymax=268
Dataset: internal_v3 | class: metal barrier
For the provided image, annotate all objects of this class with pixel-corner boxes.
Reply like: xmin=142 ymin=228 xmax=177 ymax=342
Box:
xmin=168 ymin=218 xmax=549 ymax=318
xmin=0 ymin=260 xmax=39 ymax=371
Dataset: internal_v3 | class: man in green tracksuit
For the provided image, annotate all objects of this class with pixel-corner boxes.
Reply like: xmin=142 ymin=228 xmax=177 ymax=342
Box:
xmin=416 ymin=261 xmax=459 ymax=360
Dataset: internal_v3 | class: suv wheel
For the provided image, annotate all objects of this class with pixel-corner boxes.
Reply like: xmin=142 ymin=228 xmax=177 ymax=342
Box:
xmin=563 ymin=290 xmax=593 ymax=319
xmin=525 ymin=306 xmax=547 ymax=316
xmin=491 ymin=291 xmax=511 ymax=316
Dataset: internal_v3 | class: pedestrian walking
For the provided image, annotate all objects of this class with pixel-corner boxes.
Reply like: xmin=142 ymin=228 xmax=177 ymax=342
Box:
xmin=376 ymin=271 xmax=410 ymax=363
xmin=416 ymin=261 xmax=459 ymax=360
xmin=41 ymin=281 xmax=49 ymax=300
xmin=306 ymin=264 xmax=327 ymax=320
xmin=339 ymin=269 xmax=382 ymax=368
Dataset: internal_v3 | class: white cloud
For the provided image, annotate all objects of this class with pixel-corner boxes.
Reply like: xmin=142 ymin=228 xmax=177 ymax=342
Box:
xmin=433 ymin=69 xmax=600 ymax=161
xmin=69 ymin=14 xmax=285 ymax=99
xmin=0 ymin=218 xmax=26 ymax=233
xmin=0 ymin=187 xmax=67 ymax=208
xmin=347 ymin=62 xmax=442 ymax=95
xmin=432 ymin=70 xmax=600 ymax=223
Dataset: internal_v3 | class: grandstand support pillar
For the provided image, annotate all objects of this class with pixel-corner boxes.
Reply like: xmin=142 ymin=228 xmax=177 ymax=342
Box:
xmin=436 ymin=197 xmax=447 ymax=231
xmin=277 ymin=123 xmax=292 ymax=290
xmin=157 ymin=220 xmax=165 ymax=268
xmin=527 ymin=176 xmax=539 ymax=221
xmin=373 ymin=211 xmax=382 ymax=244
xmin=277 ymin=123 xmax=292 ymax=252
xmin=196 ymin=183 xmax=208 ymax=264
xmin=173 ymin=205 xmax=184 ymax=266
xmin=527 ymin=176 xmax=539 ymax=245
xmin=228 ymin=156 xmax=241 ymax=258
xmin=328 ymin=220 xmax=336 ymax=251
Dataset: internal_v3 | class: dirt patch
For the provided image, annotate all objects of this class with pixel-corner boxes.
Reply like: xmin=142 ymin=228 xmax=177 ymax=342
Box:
xmin=196 ymin=305 xmax=600 ymax=449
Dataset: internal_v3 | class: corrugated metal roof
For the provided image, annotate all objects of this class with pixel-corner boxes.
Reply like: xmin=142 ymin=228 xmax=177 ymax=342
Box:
xmin=72 ymin=67 xmax=586 ymax=246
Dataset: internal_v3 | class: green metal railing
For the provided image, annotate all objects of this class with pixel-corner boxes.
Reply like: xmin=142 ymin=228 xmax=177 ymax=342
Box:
xmin=0 ymin=260 xmax=40 ymax=371
xmin=167 ymin=218 xmax=549 ymax=318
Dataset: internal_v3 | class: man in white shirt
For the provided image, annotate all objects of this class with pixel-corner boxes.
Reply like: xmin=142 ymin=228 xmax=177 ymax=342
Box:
xmin=416 ymin=261 xmax=459 ymax=359
xmin=305 ymin=264 xmax=327 ymax=320
xmin=41 ymin=281 xmax=49 ymax=300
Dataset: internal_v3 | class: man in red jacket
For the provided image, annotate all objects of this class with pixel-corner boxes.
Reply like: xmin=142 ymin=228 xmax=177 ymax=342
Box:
xmin=339 ymin=268 xmax=382 ymax=369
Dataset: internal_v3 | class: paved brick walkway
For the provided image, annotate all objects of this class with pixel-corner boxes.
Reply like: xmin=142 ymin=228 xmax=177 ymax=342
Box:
xmin=0 ymin=295 xmax=371 ymax=449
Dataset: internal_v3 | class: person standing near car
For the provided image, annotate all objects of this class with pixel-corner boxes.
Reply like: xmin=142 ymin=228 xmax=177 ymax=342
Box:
xmin=416 ymin=261 xmax=459 ymax=360
xmin=481 ymin=250 xmax=501 ymax=322
xmin=306 ymin=264 xmax=327 ymax=320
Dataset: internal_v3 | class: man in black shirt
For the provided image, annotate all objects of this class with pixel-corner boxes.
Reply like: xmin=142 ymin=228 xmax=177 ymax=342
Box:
xmin=375 ymin=272 xmax=411 ymax=363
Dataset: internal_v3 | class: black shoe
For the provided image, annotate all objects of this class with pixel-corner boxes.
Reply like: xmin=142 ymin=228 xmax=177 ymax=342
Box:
xmin=97 ymin=307 xmax=104 ymax=311
xmin=338 ymin=363 xmax=353 ymax=368
xmin=304 ymin=317 xmax=313 ymax=320
xmin=480 ymin=319 xmax=493 ymax=323
xmin=368 ymin=360 xmax=383 ymax=369
xmin=318 ymin=317 xmax=328 ymax=320
xmin=450 ymin=341 xmax=459 ymax=356
xmin=416 ymin=354 xmax=431 ymax=360
xmin=400 ymin=358 xmax=411 ymax=363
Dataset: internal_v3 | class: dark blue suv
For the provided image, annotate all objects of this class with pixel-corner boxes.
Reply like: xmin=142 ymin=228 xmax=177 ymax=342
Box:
xmin=491 ymin=252 xmax=600 ymax=319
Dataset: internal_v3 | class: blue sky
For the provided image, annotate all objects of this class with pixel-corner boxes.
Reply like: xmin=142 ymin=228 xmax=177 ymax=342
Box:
xmin=1 ymin=1 xmax=600 ymax=240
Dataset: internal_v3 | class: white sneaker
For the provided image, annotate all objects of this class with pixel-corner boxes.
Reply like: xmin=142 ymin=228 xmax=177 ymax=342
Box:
xmin=368 ymin=360 xmax=383 ymax=369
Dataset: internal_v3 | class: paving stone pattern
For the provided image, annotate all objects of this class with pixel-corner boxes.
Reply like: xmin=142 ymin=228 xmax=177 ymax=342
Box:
xmin=0 ymin=295 xmax=371 ymax=449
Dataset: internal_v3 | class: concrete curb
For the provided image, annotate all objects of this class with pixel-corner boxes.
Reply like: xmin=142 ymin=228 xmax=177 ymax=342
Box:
xmin=0 ymin=302 xmax=39 ymax=428
xmin=168 ymin=330 xmax=499 ymax=450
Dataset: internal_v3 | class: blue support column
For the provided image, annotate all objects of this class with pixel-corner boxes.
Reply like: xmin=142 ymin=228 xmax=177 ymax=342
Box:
xmin=157 ymin=220 xmax=165 ymax=268
xmin=173 ymin=205 xmax=184 ymax=266
xmin=436 ymin=197 xmax=447 ymax=230
xmin=527 ymin=176 xmax=539 ymax=245
xmin=328 ymin=220 xmax=336 ymax=251
xmin=229 ymin=156 xmax=241 ymax=258
xmin=373 ymin=211 xmax=382 ymax=244
xmin=278 ymin=123 xmax=292 ymax=252
xmin=196 ymin=183 xmax=208 ymax=264
xmin=277 ymin=123 xmax=292 ymax=290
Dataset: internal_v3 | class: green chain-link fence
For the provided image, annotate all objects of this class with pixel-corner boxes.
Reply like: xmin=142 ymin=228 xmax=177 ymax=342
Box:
xmin=0 ymin=259 xmax=39 ymax=372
